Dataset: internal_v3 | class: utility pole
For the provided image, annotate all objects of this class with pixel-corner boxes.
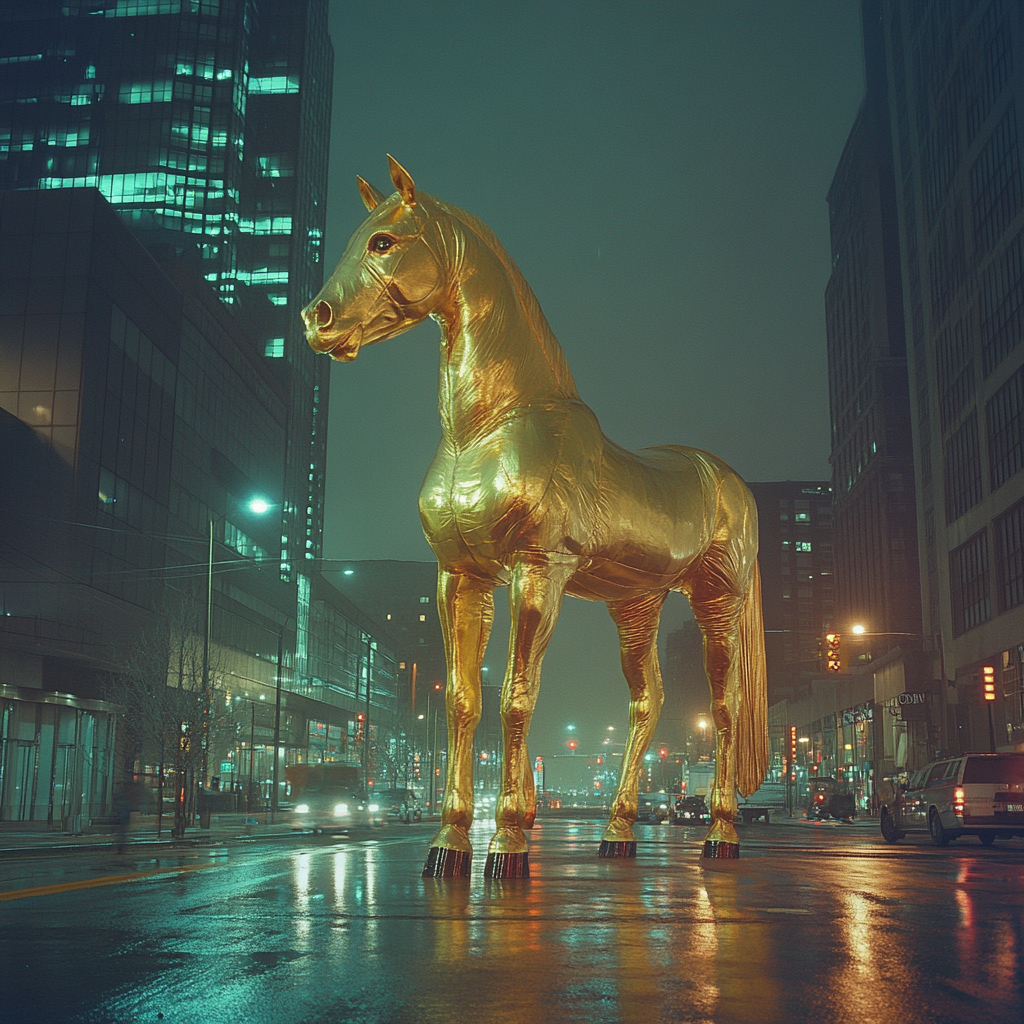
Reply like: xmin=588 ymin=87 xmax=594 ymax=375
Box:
xmin=272 ymin=626 xmax=284 ymax=823
xmin=363 ymin=633 xmax=372 ymax=787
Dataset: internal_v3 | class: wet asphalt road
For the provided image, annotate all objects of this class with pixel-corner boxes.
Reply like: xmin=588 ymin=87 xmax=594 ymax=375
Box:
xmin=0 ymin=818 xmax=1021 ymax=1024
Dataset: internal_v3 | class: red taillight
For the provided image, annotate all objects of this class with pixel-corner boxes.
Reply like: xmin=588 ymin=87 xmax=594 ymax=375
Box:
xmin=954 ymin=787 xmax=965 ymax=815
xmin=815 ymin=794 xmax=825 ymax=802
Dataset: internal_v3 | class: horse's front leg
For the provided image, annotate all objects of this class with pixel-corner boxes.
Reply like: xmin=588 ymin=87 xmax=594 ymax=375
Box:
xmin=485 ymin=555 xmax=576 ymax=879
xmin=422 ymin=569 xmax=494 ymax=877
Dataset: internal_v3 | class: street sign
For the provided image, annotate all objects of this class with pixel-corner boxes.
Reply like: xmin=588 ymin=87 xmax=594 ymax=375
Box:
xmin=220 ymin=761 xmax=233 ymax=774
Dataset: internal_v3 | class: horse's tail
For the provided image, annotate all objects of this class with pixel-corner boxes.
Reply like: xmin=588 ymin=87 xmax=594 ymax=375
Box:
xmin=736 ymin=559 xmax=768 ymax=797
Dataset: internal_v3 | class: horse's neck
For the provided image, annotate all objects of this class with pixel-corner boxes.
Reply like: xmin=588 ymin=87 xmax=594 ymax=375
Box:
xmin=436 ymin=233 xmax=577 ymax=442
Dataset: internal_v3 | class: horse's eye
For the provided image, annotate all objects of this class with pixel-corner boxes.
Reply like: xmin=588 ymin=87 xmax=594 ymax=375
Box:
xmin=369 ymin=234 xmax=395 ymax=253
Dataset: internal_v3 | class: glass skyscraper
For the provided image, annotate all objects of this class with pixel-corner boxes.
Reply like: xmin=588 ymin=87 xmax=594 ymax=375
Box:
xmin=0 ymin=0 xmax=332 ymax=581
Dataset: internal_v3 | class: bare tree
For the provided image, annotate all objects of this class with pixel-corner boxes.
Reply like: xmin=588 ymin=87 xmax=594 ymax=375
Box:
xmin=108 ymin=587 xmax=217 ymax=838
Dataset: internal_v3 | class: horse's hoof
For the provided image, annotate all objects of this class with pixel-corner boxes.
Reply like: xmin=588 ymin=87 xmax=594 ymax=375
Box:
xmin=702 ymin=839 xmax=740 ymax=860
xmin=598 ymin=839 xmax=637 ymax=859
xmin=484 ymin=851 xmax=530 ymax=878
xmin=422 ymin=846 xmax=472 ymax=877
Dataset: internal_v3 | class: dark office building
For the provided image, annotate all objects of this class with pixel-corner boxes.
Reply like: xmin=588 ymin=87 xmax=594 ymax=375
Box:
xmin=0 ymin=188 xmax=394 ymax=823
xmin=879 ymin=0 xmax=1024 ymax=752
xmin=826 ymin=0 xmax=924 ymax=668
xmin=747 ymin=482 xmax=835 ymax=702
xmin=0 ymin=0 xmax=333 ymax=590
xmin=661 ymin=619 xmax=711 ymax=757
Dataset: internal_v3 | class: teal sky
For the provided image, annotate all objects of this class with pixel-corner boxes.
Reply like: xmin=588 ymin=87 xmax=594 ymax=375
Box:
xmin=319 ymin=1 xmax=865 ymax=759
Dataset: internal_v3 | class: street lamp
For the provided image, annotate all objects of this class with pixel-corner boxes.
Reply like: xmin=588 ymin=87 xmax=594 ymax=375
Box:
xmin=202 ymin=496 xmax=274 ymax=787
xmin=846 ymin=623 xmax=949 ymax=755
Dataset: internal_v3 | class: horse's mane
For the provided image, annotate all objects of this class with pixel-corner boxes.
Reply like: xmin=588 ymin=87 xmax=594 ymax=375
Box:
xmin=429 ymin=195 xmax=579 ymax=400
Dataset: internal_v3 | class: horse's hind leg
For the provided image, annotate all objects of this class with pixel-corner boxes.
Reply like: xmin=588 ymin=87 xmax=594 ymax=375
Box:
xmin=688 ymin=562 xmax=746 ymax=859
xmin=485 ymin=555 xmax=576 ymax=879
xmin=600 ymin=592 xmax=667 ymax=858
xmin=423 ymin=569 xmax=494 ymax=878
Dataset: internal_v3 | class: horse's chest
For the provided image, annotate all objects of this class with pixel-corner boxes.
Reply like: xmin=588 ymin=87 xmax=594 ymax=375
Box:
xmin=419 ymin=446 xmax=550 ymax=559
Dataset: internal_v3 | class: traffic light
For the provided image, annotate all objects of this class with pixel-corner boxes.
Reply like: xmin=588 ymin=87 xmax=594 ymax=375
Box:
xmin=824 ymin=631 xmax=841 ymax=672
xmin=982 ymin=665 xmax=996 ymax=702
xmin=567 ymin=739 xmax=577 ymax=752
xmin=658 ymin=746 xmax=668 ymax=759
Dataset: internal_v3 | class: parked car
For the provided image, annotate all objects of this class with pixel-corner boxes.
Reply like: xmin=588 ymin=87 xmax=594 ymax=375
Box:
xmin=672 ymin=796 xmax=710 ymax=825
xmin=638 ymin=796 xmax=670 ymax=823
xmin=879 ymin=752 xmax=1024 ymax=846
xmin=378 ymin=788 xmax=423 ymax=823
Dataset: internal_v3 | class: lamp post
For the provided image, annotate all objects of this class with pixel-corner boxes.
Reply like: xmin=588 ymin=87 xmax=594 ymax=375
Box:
xmin=271 ymin=625 xmax=284 ymax=823
xmin=202 ymin=496 xmax=273 ymax=788
xmin=362 ymin=631 xmax=373 ymax=788
xmin=424 ymin=682 xmax=442 ymax=811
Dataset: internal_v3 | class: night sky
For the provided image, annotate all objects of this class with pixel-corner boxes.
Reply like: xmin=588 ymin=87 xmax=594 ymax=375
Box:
xmin=319 ymin=1 xmax=865 ymax=764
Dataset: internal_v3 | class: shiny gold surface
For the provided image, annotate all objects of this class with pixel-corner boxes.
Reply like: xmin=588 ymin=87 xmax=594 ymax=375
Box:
xmin=303 ymin=158 xmax=768 ymax=869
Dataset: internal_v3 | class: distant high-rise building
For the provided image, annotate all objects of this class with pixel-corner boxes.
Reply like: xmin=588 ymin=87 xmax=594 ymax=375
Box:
xmin=0 ymin=0 xmax=333 ymax=588
xmin=880 ymin=0 xmax=1024 ymax=752
xmin=826 ymin=0 xmax=923 ymax=666
xmin=747 ymin=482 xmax=835 ymax=701
xmin=661 ymin=619 xmax=710 ymax=755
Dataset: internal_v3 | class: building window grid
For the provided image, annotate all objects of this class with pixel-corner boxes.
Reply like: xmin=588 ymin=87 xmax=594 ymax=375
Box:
xmin=943 ymin=409 xmax=983 ymax=523
xmin=987 ymin=363 xmax=1024 ymax=490
xmin=980 ymin=226 xmax=1024 ymax=377
xmin=950 ymin=530 xmax=992 ymax=636
xmin=970 ymin=103 xmax=1022 ymax=261
xmin=995 ymin=501 xmax=1024 ymax=613
xmin=935 ymin=312 xmax=975 ymax=432
xmin=968 ymin=1 xmax=1013 ymax=142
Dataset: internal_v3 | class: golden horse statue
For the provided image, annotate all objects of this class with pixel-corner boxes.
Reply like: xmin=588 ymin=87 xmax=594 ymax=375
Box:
xmin=303 ymin=157 xmax=768 ymax=877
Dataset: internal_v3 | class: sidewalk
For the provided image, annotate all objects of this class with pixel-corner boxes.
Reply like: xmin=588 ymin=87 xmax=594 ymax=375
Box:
xmin=0 ymin=812 xmax=296 ymax=856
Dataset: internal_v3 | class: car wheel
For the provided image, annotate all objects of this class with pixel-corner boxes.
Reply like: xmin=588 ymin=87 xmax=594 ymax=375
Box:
xmin=978 ymin=832 xmax=996 ymax=846
xmin=880 ymin=809 xmax=903 ymax=844
xmin=929 ymin=809 xmax=949 ymax=847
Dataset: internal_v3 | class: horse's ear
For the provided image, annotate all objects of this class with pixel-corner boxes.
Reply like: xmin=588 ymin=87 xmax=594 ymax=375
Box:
xmin=387 ymin=154 xmax=416 ymax=207
xmin=357 ymin=175 xmax=385 ymax=212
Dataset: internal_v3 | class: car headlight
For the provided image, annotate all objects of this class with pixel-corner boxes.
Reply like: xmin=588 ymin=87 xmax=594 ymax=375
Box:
xmin=295 ymin=804 xmax=309 ymax=814
xmin=368 ymin=804 xmax=380 ymax=813
xmin=683 ymin=811 xmax=691 ymax=818
xmin=334 ymin=803 xmax=349 ymax=816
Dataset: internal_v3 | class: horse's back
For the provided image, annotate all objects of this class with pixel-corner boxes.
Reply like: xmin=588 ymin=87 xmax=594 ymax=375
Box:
xmin=568 ymin=440 xmax=741 ymax=602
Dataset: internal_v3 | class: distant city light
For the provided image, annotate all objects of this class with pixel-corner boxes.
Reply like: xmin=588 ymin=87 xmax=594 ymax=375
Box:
xmin=343 ymin=569 xmax=354 ymax=576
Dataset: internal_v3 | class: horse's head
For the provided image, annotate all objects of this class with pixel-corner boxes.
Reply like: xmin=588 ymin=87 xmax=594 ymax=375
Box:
xmin=302 ymin=156 xmax=443 ymax=361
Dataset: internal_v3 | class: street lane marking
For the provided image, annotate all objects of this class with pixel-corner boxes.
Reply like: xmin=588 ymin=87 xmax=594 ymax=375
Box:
xmin=0 ymin=862 xmax=220 ymax=902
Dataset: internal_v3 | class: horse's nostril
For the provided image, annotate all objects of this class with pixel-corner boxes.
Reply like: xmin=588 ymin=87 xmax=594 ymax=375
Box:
xmin=314 ymin=300 xmax=333 ymax=328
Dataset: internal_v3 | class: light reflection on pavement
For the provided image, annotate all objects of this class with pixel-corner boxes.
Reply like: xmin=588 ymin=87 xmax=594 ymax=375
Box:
xmin=0 ymin=818 xmax=1021 ymax=1023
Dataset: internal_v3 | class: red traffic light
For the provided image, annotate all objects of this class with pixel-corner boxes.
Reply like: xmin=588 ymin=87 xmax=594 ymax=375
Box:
xmin=567 ymin=739 xmax=577 ymax=751
xmin=357 ymin=713 xmax=364 ymax=721
xmin=658 ymin=747 xmax=668 ymax=759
